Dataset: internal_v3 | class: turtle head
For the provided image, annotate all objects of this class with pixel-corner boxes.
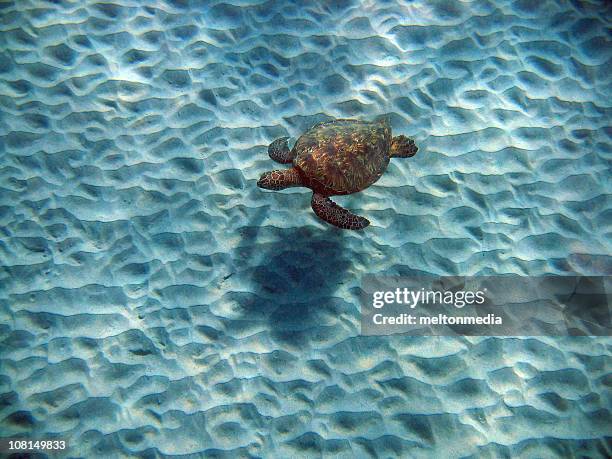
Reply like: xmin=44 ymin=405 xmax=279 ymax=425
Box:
xmin=258 ymin=171 xmax=285 ymax=190
xmin=258 ymin=168 xmax=303 ymax=190
xmin=390 ymin=135 xmax=418 ymax=158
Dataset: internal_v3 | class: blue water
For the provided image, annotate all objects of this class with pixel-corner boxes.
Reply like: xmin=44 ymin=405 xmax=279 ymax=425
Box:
xmin=1 ymin=0 xmax=611 ymax=457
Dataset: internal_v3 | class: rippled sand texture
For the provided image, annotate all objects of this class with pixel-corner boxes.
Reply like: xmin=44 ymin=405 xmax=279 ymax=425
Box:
xmin=1 ymin=0 xmax=611 ymax=457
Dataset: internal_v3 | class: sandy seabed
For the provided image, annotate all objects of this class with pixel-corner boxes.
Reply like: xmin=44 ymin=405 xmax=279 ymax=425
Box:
xmin=0 ymin=0 xmax=611 ymax=457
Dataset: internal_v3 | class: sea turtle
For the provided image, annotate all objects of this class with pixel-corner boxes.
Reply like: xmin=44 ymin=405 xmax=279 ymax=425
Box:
xmin=257 ymin=117 xmax=418 ymax=230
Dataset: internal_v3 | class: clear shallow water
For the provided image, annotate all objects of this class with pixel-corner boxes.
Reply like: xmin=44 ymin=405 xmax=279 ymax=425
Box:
xmin=0 ymin=0 xmax=611 ymax=457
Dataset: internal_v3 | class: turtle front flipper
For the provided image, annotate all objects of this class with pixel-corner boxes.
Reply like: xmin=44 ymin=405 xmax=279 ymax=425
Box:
xmin=311 ymin=193 xmax=370 ymax=230
xmin=268 ymin=137 xmax=295 ymax=164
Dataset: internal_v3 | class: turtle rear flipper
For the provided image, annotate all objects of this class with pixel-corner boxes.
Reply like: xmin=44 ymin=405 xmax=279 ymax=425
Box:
xmin=390 ymin=135 xmax=418 ymax=158
xmin=268 ymin=137 xmax=294 ymax=164
xmin=311 ymin=193 xmax=369 ymax=230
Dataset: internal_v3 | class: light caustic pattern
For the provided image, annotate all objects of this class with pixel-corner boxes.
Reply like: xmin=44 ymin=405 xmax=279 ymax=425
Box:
xmin=0 ymin=0 xmax=610 ymax=457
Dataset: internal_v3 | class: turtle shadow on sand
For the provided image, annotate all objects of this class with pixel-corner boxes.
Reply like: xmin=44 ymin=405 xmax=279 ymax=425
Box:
xmin=233 ymin=206 xmax=355 ymax=348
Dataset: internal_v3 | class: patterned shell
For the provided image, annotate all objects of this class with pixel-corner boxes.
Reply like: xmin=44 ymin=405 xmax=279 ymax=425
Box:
xmin=293 ymin=118 xmax=392 ymax=195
